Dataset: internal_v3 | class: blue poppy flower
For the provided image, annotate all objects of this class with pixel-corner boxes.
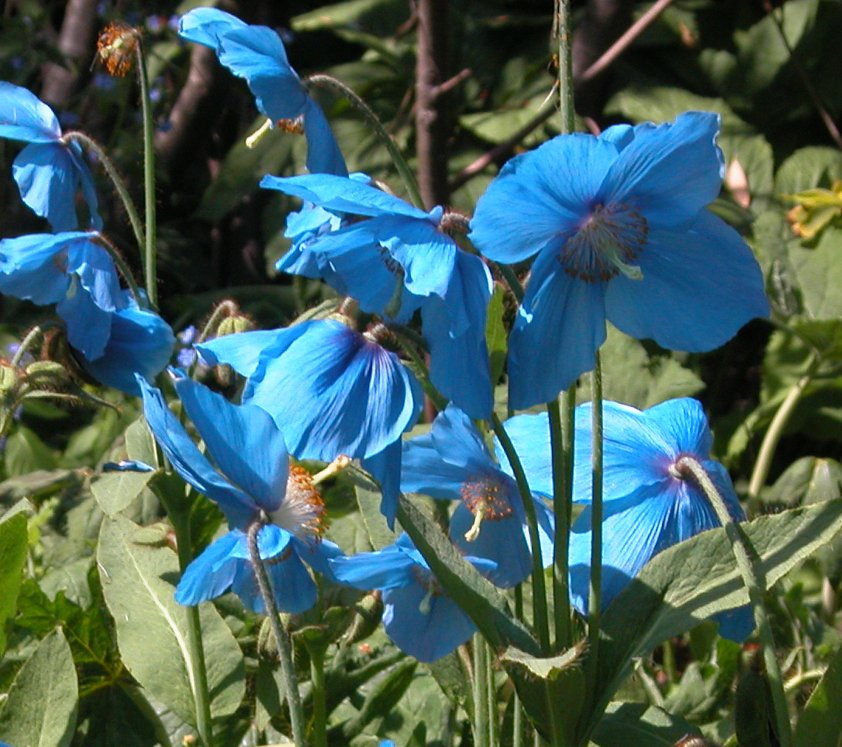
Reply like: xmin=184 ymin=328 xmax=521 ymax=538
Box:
xmin=330 ymin=533 xmax=495 ymax=662
xmin=0 ymin=82 xmax=101 ymax=231
xmin=138 ymin=372 xmax=341 ymax=613
xmin=196 ymin=318 xmax=424 ymax=525
xmin=77 ymin=291 xmax=175 ymax=395
xmin=178 ymin=8 xmax=346 ymax=176
xmin=0 ymin=231 xmax=124 ymax=360
xmin=262 ymin=173 xmax=494 ymax=419
xmin=401 ymin=404 xmax=553 ymax=588
xmin=469 ymin=112 xmax=770 ymax=409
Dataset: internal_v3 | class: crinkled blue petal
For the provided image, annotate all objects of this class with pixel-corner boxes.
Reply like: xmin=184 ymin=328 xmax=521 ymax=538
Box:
xmin=137 ymin=378 xmax=257 ymax=527
xmin=605 ymin=210 xmax=769 ymax=351
xmin=196 ymin=326 xmax=309 ymax=380
xmin=643 ymin=398 xmax=712 ymax=457
xmin=13 ymin=143 xmax=80 ymax=231
xmin=302 ymin=97 xmax=348 ymax=176
xmin=293 ymin=536 xmax=344 ymax=583
xmin=261 ymin=173 xmax=429 ymax=220
xmin=172 ymin=372 xmax=289 ymax=514
xmin=0 ymin=231 xmax=82 ymax=304
xmin=66 ymin=235 xmax=123 ymax=313
xmin=362 ymin=440 xmax=403 ymax=528
xmin=421 ymin=252 xmax=493 ymax=419
xmin=57 ymin=283 xmax=113 ymax=360
xmin=382 ymin=583 xmax=476 ymax=662
xmin=175 ymin=530 xmax=242 ymax=606
xmin=329 ymin=542 xmax=418 ymax=591
xmin=80 ymin=297 xmax=174 ymax=394
xmin=177 ymin=8 xmax=247 ymax=49
xmin=470 ymin=134 xmax=617 ymax=264
xmin=599 ymin=112 xmax=723 ymax=229
xmin=216 ymin=25 xmax=308 ymax=122
xmin=0 ymin=82 xmax=61 ymax=142
xmin=508 ymin=250 xmax=607 ymax=409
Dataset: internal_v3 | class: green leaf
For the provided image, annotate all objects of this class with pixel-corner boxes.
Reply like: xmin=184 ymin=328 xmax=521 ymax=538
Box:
xmin=589 ymin=702 xmax=703 ymax=747
xmin=0 ymin=469 xmax=78 ymax=502
xmin=353 ymin=471 xmax=398 ymax=551
xmin=0 ymin=628 xmax=78 ymax=747
xmin=486 ymin=284 xmax=508 ymax=388
xmin=460 ymin=97 xmax=550 ymax=148
xmin=125 ymin=416 xmax=158 ymax=467
xmin=775 ymin=146 xmax=842 ymax=195
xmin=763 ymin=456 xmax=842 ymax=508
xmin=292 ymin=0 xmax=409 ymax=37
xmin=793 ymin=643 xmax=842 ymax=747
xmin=0 ymin=513 xmax=28 ymax=655
xmin=3 ymin=426 xmax=58 ymax=477
xmin=500 ymin=643 xmax=583 ymax=681
xmin=97 ymin=515 xmax=245 ymax=726
xmin=790 ymin=226 xmax=842 ymax=319
xmin=91 ymin=470 xmax=155 ymax=516
xmin=588 ymin=500 xmax=842 ymax=738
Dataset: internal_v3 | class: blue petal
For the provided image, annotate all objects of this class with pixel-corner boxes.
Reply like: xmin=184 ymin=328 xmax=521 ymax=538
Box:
xmin=508 ymin=252 xmax=607 ymax=409
xmin=329 ymin=542 xmax=417 ymax=590
xmin=216 ymin=25 xmax=308 ymax=122
xmin=247 ymin=319 xmax=423 ymax=460
xmin=599 ymin=112 xmax=724 ymax=229
xmin=0 ymin=82 xmax=61 ymax=142
xmin=67 ymin=234 xmax=122 ymax=313
xmin=261 ymin=173 xmax=429 ymax=220
xmin=421 ymin=252 xmax=493 ymax=419
xmin=13 ymin=143 xmax=80 ymax=231
xmin=362 ymin=440 xmax=403 ymax=528
xmin=177 ymin=8 xmax=247 ymax=49
xmin=302 ymin=97 xmax=348 ymax=176
xmin=80 ymin=298 xmax=174 ymax=394
xmin=137 ymin=379 xmax=257 ymax=527
xmin=470 ymin=134 xmax=617 ymax=264
xmin=197 ymin=326 xmax=308 ymax=379
xmin=175 ymin=530 xmax=242 ymax=605
xmin=0 ymin=232 xmax=78 ymax=304
xmin=714 ymin=606 xmax=754 ymax=642
xmin=172 ymin=373 xmax=289 ymax=514
xmin=382 ymin=584 xmax=476 ymax=662
xmin=643 ymin=398 xmax=712 ymax=457
xmin=293 ymin=536 xmax=344 ymax=582
xmin=605 ymin=210 xmax=769 ymax=351
xmin=57 ymin=284 xmax=113 ymax=360
xmin=494 ymin=412 xmax=553 ymax=498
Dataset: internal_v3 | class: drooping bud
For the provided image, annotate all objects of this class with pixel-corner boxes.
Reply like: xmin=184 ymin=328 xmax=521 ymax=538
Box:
xmin=216 ymin=313 xmax=255 ymax=338
xmin=96 ymin=22 xmax=141 ymax=77
xmin=24 ymin=360 xmax=72 ymax=391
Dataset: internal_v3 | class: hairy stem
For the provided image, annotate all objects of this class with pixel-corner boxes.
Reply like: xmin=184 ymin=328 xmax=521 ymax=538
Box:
xmin=136 ymin=38 xmax=158 ymax=307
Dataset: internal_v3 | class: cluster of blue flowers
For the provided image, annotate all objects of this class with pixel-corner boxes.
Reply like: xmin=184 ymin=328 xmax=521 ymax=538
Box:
xmin=0 ymin=7 xmax=770 ymax=665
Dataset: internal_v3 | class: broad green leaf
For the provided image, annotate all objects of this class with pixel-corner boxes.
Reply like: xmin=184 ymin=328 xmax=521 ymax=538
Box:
xmin=293 ymin=0 xmax=409 ymax=37
xmin=352 ymin=470 xmax=397 ymax=551
xmin=500 ymin=643 xmax=583 ymax=681
xmin=763 ymin=456 xmax=842 ymax=508
xmin=97 ymin=515 xmax=245 ymax=726
xmin=718 ymin=132 xmax=775 ymax=213
xmin=3 ymin=426 xmax=58 ymax=477
xmin=589 ymin=326 xmax=704 ymax=409
xmin=0 ymin=469 xmax=78 ymax=502
xmin=589 ymin=702 xmax=702 ymax=747
xmin=125 ymin=416 xmax=158 ymax=467
xmin=790 ymin=226 xmax=842 ymax=319
xmin=460 ymin=97 xmax=550 ymax=147
xmin=0 ymin=628 xmax=78 ymax=747
xmin=793 ymin=643 xmax=842 ymax=747
xmin=776 ymin=146 xmax=842 ymax=195
xmin=92 ymin=470 xmax=155 ymax=516
xmin=588 ymin=500 xmax=842 ymax=737
xmin=486 ymin=284 xmax=508 ymax=388
xmin=0 ymin=513 xmax=28 ymax=655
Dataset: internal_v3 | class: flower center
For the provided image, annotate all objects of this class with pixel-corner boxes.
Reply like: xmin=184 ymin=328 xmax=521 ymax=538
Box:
xmin=460 ymin=475 xmax=513 ymax=541
xmin=267 ymin=465 xmax=326 ymax=540
xmin=410 ymin=564 xmax=443 ymax=614
xmin=559 ymin=202 xmax=648 ymax=282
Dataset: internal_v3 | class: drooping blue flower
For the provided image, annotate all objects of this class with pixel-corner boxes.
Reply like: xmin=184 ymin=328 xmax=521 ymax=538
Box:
xmin=262 ymin=173 xmax=494 ymax=419
xmin=138 ymin=372 xmax=341 ymax=613
xmin=0 ymin=82 xmax=101 ymax=231
xmin=401 ymin=404 xmax=553 ymax=588
xmin=77 ymin=291 xmax=175 ymax=395
xmin=504 ymin=398 xmax=752 ymax=641
xmin=178 ymin=8 xmax=346 ymax=176
xmin=470 ymin=112 xmax=770 ymax=409
xmin=0 ymin=231 xmax=124 ymax=360
xmin=330 ymin=533 xmax=495 ymax=662
xmin=196 ymin=318 xmax=424 ymax=525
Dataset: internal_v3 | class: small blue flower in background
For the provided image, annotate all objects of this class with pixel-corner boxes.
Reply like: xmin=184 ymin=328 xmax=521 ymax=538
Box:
xmin=138 ymin=372 xmax=341 ymax=613
xmin=175 ymin=325 xmax=199 ymax=368
xmin=197 ymin=318 xmax=424 ymax=526
xmin=78 ymin=292 xmax=175 ymax=395
xmin=470 ymin=112 xmax=770 ymax=409
xmin=178 ymin=8 xmax=346 ymax=176
xmin=402 ymin=404 xmax=553 ymax=588
xmin=330 ymin=533 xmax=495 ymax=662
xmin=0 ymin=82 xmax=101 ymax=231
xmin=504 ymin=397 xmax=752 ymax=641
xmin=0 ymin=231 xmax=124 ymax=360
xmin=263 ymin=173 xmax=494 ymax=419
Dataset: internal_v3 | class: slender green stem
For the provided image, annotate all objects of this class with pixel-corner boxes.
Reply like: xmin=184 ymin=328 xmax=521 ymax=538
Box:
xmin=304 ymin=74 xmax=424 ymax=208
xmin=309 ymin=647 xmax=327 ymax=747
xmin=95 ymin=233 xmax=145 ymax=307
xmin=62 ymin=131 xmax=146 ymax=254
xmin=549 ymin=388 xmax=575 ymax=649
xmin=554 ymin=0 xmax=575 ymax=134
xmin=389 ymin=326 xmax=448 ymax=411
xmin=494 ymin=262 xmax=525 ymax=303
xmin=513 ymin=586 xmax=525 ymax=747
xmin=473 ymin=636 xmax=490 ymax=747
xmin=485 ymin=639 xmax=498 ymax=746
xmin=675 ymin=456 xmax=792 ymax=747
xmin=491 ymin=413 xmax=550 ymax=651
xmin=10 ymin=326 xmax=44 ymax=367
xmin=136 ymin=39 xmax=158 ymax=307
xmin=587 ymin=354 xmax=604 ymax=680
xmin=166 ymin=506 xmax=214 ymax=747
xmin=747 ymin=353 xmax=819 ymax=503
xmin=246 ymin=521 xmax=308 ymax=747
